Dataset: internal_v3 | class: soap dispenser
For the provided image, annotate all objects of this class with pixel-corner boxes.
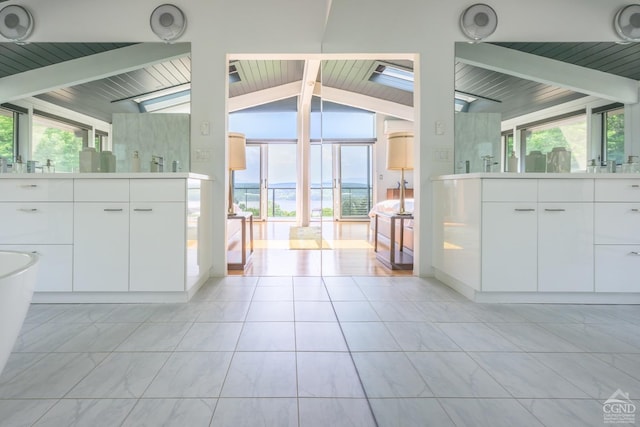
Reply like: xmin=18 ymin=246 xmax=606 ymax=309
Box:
xmin=131 ymin=151 xmax=141 ymax=173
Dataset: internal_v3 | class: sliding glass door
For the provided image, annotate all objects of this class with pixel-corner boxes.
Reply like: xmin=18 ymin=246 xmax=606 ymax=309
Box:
xmin=337 ymin=144 xmax=373 ymax=219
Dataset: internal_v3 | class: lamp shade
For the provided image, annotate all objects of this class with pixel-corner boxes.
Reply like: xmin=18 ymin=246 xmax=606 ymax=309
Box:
xmin=386 ymin=132 xmax=414 ymax=170
xmin=228 ymin=132 xmax=246 ymax=170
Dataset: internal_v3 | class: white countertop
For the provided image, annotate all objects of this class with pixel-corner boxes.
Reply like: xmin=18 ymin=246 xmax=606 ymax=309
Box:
xmin=432 ymin=172 xmax=640 ymax=181
xmin=0 ymin=172 xmax=213 ymax=180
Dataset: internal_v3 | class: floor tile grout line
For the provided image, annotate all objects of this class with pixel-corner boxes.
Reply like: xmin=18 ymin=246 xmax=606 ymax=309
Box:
xmin=322 ymin=275 xmax=379 ymax=427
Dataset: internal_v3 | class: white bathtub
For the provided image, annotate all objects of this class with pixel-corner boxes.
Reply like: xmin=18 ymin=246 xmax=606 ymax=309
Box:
xmin=0 ymin=251 xmax=38 ymax=375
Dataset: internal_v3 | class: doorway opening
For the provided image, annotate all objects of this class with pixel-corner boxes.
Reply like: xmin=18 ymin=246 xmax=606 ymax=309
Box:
xmin=226 ymin=54 xmax=417 ymax=277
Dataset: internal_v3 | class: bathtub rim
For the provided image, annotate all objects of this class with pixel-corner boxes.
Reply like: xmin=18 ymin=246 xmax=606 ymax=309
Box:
xmin=0 ymin=250 xmax=39 ymax=280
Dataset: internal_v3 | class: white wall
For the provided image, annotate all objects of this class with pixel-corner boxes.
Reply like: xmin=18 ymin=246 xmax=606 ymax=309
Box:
xmin=11 ymin=0 xmax=630 ymax=277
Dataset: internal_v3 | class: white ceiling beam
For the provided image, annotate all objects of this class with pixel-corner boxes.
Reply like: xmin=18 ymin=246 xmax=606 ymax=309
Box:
xmin=228 ymin=78 xmax=414 ymax=120
xmin=298 ymin=59 xmax=321 ymax=112
xmin=456 ymin=42 xmax=639 ymax=104
xmin=0 ymin=43 xmax=191 ymax=103
xmin=316 ymin=85 xmax=414 ymax=121
xmin=228 ymin=81 xmax=301 ymax=112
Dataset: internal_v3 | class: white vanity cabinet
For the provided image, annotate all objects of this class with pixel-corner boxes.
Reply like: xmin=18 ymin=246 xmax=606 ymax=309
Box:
xmin=1 ymin=173 xmax=211 ymax=302
xmin=129 ymin=179 xmax=186 ymax=292
xmin=481 ymin=179 xmax=593 ymax=293
xmin=0 ymin=178 xmax=73 ymax=292
xmin=432 ymin=174 xmax=636 ymax=303
xmin=73 ymin=179 xmax=130 ymax=292
xmin=595 ymin=179 xmax=640 ymax=292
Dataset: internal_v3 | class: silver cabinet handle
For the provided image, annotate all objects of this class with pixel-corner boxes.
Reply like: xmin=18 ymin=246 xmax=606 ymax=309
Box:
xmin=18 ymin=208 xmax=38 ymax=212
xmin=632 ymin=209 xmax=640 ymax=212
xmin=133 ymin=208 xmax=153 ymax=212
xmin=103 ymin=208 xmax=124 ymax=212
xmin=20 ymin=184 xmax=38 ymax=188
xmin=630 ymin=251 xmax=640 ymax=256
xmin=632 ymin=184 xmax=640 ymax=188
xmin=514 ymin=208 xmax=535 ymax=212
xmin=544 ymin=208 xmax=566 ymax=212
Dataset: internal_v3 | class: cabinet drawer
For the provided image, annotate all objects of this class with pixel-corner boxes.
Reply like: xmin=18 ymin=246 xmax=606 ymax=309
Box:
xmin=74 ymin=179 xmax=129 ymax=202
xmin=0 ymin=203 xmax=73 ymax=244
xmin=0 ymin=179 xmax=73 ymax=201
xmin=482 ymin=179 xmax=537 ymax=202
xmin=595 ymin=203 xmax=640 ymax=244
xmin=0 ymin=244 xmax=72 ymax=292
xmin=595 ymin=245 xmax=640 ymax=292
xmin=595 ymin=179 xmax=640 ymax=202
xmin=130 ymin=179 xmax=185 ymax=202
xmin=538 ymin=179 xmax=593 ymax=202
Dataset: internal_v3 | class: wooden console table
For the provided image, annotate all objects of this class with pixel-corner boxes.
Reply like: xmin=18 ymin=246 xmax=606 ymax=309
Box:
xmin=374 ymin=212 xmax=414 ymax=270
xmin=227 ymin=212 xmax=254 ymax=270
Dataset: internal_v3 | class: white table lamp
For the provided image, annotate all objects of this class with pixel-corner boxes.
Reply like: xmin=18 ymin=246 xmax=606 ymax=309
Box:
xmin=228 ymin=132 xmax=246 ymax=216
xmin=386 ymin=131 xmax=414 ymax=215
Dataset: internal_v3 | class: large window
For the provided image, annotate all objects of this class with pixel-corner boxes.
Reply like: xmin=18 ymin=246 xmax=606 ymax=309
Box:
xmin=520 ymin=112 xmax=587 ymax=172
xmin=0 ymin=108 xmax=14 ymax=160
xmin=32 ymin=113 xmax=89 ymax=173
xmin=602 ymin=106 xmax=624 ymax=165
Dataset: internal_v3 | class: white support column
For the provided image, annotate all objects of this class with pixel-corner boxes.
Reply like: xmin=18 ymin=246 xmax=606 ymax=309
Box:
xmin=297 ymin=100 xmax=311 ymax=227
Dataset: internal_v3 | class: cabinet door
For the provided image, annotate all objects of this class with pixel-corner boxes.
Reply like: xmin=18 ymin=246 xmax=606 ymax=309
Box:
xmin=482 ymin=203 xmax=537 ymax=292
xmin=73 ymin=203 xmax=129 ymax=292
xmin=0 ymin=244 xmax=72 ymax=292
xmin=538 ymin=203 xmax=594 ymax=292
xmin=595 ymin=245 xmax=640 ymax=292
xmin=130 ymin=202 xmax=185 ymax=292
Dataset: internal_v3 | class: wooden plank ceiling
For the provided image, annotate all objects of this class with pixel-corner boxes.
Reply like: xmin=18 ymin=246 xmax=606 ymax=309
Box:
xmin=1 ymin=41 xmax=640 ymax=123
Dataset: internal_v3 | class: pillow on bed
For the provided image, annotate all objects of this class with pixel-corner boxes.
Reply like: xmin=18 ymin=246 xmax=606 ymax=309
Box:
xmin=369 ymin=198 xmax=414 ymax=216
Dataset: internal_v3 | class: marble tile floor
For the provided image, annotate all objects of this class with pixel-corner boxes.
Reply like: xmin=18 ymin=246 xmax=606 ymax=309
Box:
xmin=1 ymin=276 xmax=640 ymax=426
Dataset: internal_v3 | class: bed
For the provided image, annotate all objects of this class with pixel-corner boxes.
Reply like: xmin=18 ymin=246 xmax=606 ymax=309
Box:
xmin=368 ymin=198 xmax=414 ymax=253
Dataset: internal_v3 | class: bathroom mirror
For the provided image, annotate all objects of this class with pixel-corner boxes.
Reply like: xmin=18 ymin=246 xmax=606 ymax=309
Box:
xmin=454 ymin=42 xmax=636 ymax=173
xmin=0 ymin=42 xmax=192 ymax=172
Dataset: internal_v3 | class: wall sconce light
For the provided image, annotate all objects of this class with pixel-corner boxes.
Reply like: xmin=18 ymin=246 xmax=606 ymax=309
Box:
xmin=0 ymin=5 xmax=34 ymax=44
xmin=150 ymin=4 xmax=187 ymax=43
xmin=614 ymin=4 xmax=640 ymax=43
xmin=460 ymin=3 xmax=498 ymax=43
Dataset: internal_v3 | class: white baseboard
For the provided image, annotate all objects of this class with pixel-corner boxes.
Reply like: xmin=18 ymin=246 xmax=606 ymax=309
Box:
xmin=434 ymin=268 xmax=640 ymax=304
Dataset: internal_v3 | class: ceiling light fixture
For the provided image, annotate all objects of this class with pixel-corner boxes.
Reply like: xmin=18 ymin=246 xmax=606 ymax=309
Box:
xmin=614 ymin=4 xmax=640 ymax=43
xmin=0 ymin=5 xmax=34 ymax=44
xmin=150 ymin=4 xmax=187 ymax=43
xmin=460 ymin=3 xmax=498 ymax=43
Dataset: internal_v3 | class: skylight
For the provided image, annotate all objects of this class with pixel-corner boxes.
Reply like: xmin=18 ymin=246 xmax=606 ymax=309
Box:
xmin=454 ymin=91 xmax=477 ymax=112
xmin=369 ymin=63 xmax=414 ymax=92
xmin=229 ymin=64 xmax=241 ymax=83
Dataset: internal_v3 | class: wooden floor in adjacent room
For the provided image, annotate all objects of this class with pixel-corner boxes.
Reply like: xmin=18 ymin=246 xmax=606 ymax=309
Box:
xmin=229 ymin=221 xmax=414 ymax=277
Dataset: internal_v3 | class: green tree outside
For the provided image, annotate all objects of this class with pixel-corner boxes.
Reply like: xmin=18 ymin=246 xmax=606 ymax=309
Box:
xmin=32 ymin=125 xmax=82 ymax=172
xmin=0 ymin=114 xmax=13 ymax=160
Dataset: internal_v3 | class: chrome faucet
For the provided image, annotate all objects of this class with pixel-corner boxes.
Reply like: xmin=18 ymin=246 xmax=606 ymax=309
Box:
xmin=482 ymin=155 xmax=498 ymax=172
xmin=151 ymin=155 xmax=164 ymax=172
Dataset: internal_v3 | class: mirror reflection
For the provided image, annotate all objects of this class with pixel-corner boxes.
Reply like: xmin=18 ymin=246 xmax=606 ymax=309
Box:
xmin=226 ymin=57 xmax=415 ymax=276
xmin=0 ymin=42 xmax=191 ymax=173
xmin=454 ymin=42 xmax=637 ymax=174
